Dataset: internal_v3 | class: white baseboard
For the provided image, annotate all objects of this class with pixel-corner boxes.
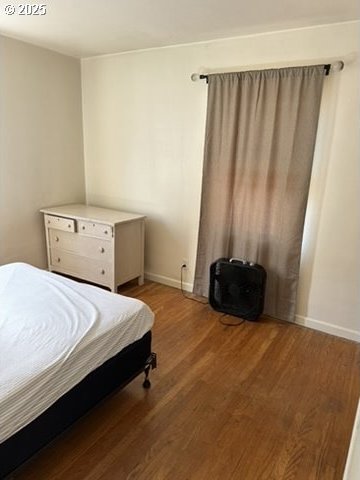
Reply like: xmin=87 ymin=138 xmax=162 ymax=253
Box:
xmin=295 ymin=315 xmax=360 ymax=342
xmin=145 ymin=271 xmax=193 ymax=293
xmin=144 ymin=272 xmax=359 ymax=342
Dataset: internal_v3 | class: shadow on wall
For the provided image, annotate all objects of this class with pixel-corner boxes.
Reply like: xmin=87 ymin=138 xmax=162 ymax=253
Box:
xmin=0 ymin=212 xmax=47 ymax=268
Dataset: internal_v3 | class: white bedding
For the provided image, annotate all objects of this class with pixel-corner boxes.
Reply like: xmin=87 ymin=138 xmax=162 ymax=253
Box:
xmin=0 ymin=263 xmax=154 ymax=443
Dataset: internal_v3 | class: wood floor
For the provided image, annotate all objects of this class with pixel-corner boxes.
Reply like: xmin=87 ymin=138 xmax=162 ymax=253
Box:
xmin=12 ymin=282 xmax=360 ymax=480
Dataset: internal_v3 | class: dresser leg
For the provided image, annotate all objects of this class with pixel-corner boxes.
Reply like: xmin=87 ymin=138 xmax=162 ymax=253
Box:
xmin=138 ymin=275 xmax=144 ymax=286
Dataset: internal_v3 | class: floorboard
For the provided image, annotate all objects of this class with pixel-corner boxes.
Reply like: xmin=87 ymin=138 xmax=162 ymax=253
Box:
xmin=12 ymin=281 xmax=360 ymax=480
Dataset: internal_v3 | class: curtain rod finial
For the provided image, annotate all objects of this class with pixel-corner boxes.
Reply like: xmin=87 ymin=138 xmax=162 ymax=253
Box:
xmin=191 ymin=73 xmax=200 ymax=82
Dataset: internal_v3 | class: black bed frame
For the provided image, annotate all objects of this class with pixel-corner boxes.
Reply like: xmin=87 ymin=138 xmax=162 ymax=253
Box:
xmin=0 ymin=331 xmax=156 ymax=479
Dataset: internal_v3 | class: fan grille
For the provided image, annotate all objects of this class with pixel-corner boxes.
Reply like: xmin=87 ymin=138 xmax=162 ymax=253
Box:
xmin=209 ymin=258 xmax=266 ymax=321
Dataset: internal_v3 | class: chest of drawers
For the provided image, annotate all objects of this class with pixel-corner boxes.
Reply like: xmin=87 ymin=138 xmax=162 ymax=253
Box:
xmin=40 ymin=204 xmax=145 ymax=292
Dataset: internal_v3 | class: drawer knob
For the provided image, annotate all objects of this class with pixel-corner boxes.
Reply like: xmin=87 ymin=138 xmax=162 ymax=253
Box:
xmin=99 ymin=247 xmax=105 ymax=253
xmin=101 ymin=269 xmax=105 ymax=275
xmin=104 ymin=230 xmax=108 ymax=235
xmin=57 ymin=257 xmax=61 ymax=263
xmin=47 ymin=220 xmax=51 ymax=224
xmin=55 ymin=236 xmax=59 ymax=242
xmin=82 ymin=226 xmax=85 ymax=230
xmin=68 ymin=224 xmax=71 ymax=228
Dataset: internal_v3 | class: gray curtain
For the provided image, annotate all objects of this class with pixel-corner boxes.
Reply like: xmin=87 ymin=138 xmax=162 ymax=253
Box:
xmin=193 ymin=65 xmax=325 ymax=322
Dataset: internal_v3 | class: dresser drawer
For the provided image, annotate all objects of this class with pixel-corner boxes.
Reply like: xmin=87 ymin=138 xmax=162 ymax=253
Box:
xmin=50 ymin=249 xmax=112 ymax=286
xmin=44 ymin=214 xmax=75 ymax=233
xmin=78 ymin=220 xmax=113 ymax=239
xmin=49 ymin=229 xmax=112 ymax=261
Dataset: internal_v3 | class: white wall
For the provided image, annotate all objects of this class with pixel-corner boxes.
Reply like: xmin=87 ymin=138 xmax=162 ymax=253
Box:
xmin=344 ymin=399 xmax=360 ymax=480
xmin=81 ymin=21 xmax=360 ymax=340
xmin=0 ymin=36 xmax=86 ymax=268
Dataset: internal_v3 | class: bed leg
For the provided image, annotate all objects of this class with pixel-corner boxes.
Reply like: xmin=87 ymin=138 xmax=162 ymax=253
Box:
xmin=143 ymin=352 xmax=157 ymax=389
xmin=143 ymin=366 xmax=151 ymax=389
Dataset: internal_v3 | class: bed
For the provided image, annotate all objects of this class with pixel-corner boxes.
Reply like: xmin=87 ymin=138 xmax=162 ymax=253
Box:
xmin=0 ymin=263 xmax=156 ymax=478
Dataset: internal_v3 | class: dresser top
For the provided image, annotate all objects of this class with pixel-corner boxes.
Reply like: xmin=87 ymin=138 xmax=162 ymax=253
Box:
xmin=40 ymin=204 xmax=145 ymax=226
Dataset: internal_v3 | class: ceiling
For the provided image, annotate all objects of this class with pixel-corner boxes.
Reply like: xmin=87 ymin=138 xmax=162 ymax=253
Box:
xmin=0 ymin=0 xmax=358 ymax=58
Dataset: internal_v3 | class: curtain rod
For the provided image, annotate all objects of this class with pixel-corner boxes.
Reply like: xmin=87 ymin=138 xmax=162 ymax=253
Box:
xmin=191 ymin=61 xmax=344 ymax=82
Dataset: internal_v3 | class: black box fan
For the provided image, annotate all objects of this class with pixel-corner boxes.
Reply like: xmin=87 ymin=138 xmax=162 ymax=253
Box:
xmin=209 ymin=258 xmax=266 ymax=321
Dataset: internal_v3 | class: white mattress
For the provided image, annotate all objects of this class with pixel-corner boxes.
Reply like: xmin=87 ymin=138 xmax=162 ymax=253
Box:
xmin=0 ymin=263 xmax=154 ymax=444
